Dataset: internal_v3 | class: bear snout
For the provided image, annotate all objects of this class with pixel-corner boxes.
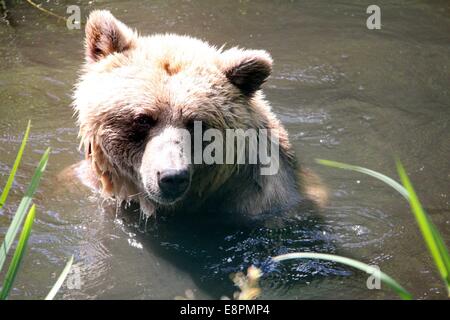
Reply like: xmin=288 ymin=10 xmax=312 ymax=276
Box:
xmin=157 ymin=168 xmax=191 ymax=199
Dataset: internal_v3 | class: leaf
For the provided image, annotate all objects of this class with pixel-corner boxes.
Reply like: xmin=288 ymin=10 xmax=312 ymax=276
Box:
xmin=0 ymin=204 xmax=36 ymax=300
xmin=396 ymin=160 xmax=450 ymax=296
xmin=315 ymin=159 xmax=409 ymax=199
xmin=316 ymin=158 xmax=450 ymax=297
xmin=0 ymin=120 xmax=31 ymax=209
xmin=0 ymin=148 xmax=50 ymax=273
xmin=273 ymin=252 xmax=412 ymax=300
xmin=45 ymin=255 xmax=74 ymax=300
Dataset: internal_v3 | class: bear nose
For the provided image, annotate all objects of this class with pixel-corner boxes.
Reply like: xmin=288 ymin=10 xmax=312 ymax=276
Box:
xmin=158 ymin=169 xmax=190 ymax=197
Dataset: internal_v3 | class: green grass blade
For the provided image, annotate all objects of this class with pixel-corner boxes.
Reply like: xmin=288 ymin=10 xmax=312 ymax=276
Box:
xmin=430 ymin=222 xmax=450 ymax=282
xmin=315 ymin=159 xmax=409 ymax=199
xmin=316 ymin=158 xmax=450 ymax=297
xmin=0 ymin=204 xmax=36 ymax=300
xmin=0 ymin=120 xmax=31 ymax=209
xmin=396 ymin=160 xmax=450 ymax=296
xmin=272 ymin=252 xmax=413 ymax=300
xmin=45 ymin=255 xmax=74 ymax=300
xmin=0 ymin=147 xmax=50 ymax=273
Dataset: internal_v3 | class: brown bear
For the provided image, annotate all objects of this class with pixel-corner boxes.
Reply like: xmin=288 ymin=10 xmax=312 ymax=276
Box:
xmin=70 ymin=10 xmax=326 ymax=221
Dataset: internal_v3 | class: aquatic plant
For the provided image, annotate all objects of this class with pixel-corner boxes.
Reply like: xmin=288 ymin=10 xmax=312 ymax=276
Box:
xmin=271 ymin=159 xmax=449 ymax=300
xmin=272 ymin=252 xmax=412 ymax=299
xmin=0 ymin=121 xmax=73 ymax=300
xmin=0 ymin=0 xmax=67 ymax=25
xmin=24 ymin=0 xmax=67 ymax=22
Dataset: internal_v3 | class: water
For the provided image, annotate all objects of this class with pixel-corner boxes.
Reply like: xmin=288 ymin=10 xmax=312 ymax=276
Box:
xmin=0 ymin=0 xmax=449 ymax=299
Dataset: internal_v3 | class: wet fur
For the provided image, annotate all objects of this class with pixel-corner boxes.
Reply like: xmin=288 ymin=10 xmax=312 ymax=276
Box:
xmin=70 ymin=10 xmax=327 ymax=220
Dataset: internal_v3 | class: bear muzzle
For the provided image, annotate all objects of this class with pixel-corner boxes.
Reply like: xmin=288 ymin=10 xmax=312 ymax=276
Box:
xmin=157 ymin=168 xmax=191 ymax=200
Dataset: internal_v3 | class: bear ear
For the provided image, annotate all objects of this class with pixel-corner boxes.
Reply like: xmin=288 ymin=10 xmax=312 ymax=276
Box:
xmin=85 ymin=10 xmax=136 ymax=63
xmin=221 ymin=48 xmax=273 ymax=96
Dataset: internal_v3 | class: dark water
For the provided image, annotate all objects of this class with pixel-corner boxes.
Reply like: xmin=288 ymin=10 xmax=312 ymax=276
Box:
xmin=0 ymin=0 xmax=449 ymax=299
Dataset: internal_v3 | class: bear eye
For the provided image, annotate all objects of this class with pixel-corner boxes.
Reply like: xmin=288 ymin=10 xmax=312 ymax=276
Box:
xmin=129 ymin=115 xmax=156 ymax=142
xmin=135 ymin=114 xmax=156 ymax=128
